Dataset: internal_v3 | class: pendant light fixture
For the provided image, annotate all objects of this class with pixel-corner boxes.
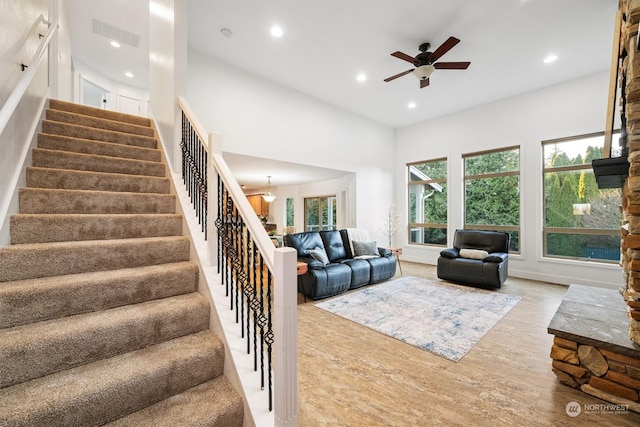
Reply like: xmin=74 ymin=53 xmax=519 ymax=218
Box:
xmin=262 ymin=175 xmax=276 ymax=202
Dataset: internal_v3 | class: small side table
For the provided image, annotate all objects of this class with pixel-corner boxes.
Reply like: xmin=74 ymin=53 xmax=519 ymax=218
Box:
xmin=296 ymin=262 xmax=308 ymax=302
xmin=387 ymin=247 xmax=403 ymax=274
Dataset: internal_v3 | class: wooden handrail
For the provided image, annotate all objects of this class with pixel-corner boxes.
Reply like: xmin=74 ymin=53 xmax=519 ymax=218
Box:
xmin=0 ymin=16 xmax=57 ymax=137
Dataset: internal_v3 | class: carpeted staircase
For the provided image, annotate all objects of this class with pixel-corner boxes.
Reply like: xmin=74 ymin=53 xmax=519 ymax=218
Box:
xmin=0 ymin=99 xmax=244 ymax=426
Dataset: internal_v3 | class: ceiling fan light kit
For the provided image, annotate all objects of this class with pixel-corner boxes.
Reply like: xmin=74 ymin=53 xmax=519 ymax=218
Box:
xmin=413 ymin=65 xmax=435 ymax=80
xmin=385 ymin=36 xmax=470 ymax=88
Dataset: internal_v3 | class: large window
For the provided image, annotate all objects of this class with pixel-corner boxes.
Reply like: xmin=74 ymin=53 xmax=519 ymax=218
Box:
xmin=304 ymin=196 xmax=336 ymax=231
xmin=407 ymin=159 xmax=447 ymax=245
xmin=464 ymin=147 xmax=520 ymax=252
xmin=542 ymin=133 xmax=621 ymax=263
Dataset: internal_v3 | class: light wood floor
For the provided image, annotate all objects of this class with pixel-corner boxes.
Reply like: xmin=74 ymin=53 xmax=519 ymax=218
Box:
xmin=296 ymin=261 xmax=640 ymax=426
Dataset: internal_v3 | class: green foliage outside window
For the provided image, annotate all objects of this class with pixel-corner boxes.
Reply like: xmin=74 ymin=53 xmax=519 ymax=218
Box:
xmin=543 ymin=135 xmax=620 ymax=262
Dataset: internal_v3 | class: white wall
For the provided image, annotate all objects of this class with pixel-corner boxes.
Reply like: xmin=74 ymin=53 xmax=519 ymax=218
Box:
xmin=396 ymin=71 xmax=622 ymax=289
xmin=187 ymin=51 xmax=396 ymax=243
xmin=0 ymin=0 xmax=50 ymax=247
xmin=149 ymin=0 xmax=187 ymax=170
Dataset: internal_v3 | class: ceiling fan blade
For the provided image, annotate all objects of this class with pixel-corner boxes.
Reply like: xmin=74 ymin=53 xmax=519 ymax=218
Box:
xmin=429 ymin=36 xmax=460 ymax=62
xmin=384 ymin=68 xmax=414 ymax=82
xmin=391 ymin=51 xmax=415 ymax=64
xmin=420 ymin=78 xmax=430 ymax=89
xmin=434 ymin=61 xmax=470 ymax=70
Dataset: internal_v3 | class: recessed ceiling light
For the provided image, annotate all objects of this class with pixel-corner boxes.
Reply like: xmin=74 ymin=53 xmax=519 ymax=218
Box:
xmin=270 ymin=25 xmax=283 ymax=38
xmin=544 ymin=54 xmax=558 ymax=64
xmin=408 ymin=102 xmax=417 ymax=109
xmin=125 ymin=72 xmax=133 ymax=78
xmin=110 ymin=41 xmax=120 ymax=48
xmin=356 ymin=73 xmax=367 ymax=82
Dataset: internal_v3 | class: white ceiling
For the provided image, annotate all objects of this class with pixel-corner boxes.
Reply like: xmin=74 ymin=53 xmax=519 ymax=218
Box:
xmin=63 ymin=0 xmax=618 ymax=190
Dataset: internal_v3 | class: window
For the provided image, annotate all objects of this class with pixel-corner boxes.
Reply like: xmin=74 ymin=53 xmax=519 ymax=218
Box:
xmin=304 ymin=196 xmax=336 ymax=231
xmin=286 ymin=198 xmax=294 ymax=227
xmin=407 ymin=159 xmax=447 ymax=245
xmin=464 ymin=147 xmax=520 ymax=252
xmin=542 ymin=132 xmax=621 ymax=263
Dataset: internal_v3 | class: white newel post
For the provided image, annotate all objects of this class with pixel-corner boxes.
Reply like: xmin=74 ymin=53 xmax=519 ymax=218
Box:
xmin=273 ymin=247 xmax=298 ymax=427
xmin=207 ymin=131 xmax=221 ymax=267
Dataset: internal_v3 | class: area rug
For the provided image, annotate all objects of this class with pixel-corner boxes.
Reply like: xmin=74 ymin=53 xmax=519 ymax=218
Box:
xmin=314 ymin=276 xmax=520 ymax=362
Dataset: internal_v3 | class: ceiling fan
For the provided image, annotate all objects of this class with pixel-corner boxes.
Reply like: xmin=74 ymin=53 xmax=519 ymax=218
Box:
xmin=384 ymin=36 xmax=470 ymax=88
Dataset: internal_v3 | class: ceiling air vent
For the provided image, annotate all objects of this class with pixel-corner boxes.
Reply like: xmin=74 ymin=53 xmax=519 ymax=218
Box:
xmin=91 ymin=19 xmax=139 ymax=48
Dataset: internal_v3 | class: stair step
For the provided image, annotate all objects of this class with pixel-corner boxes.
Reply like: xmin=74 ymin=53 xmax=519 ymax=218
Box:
xmin=10 ymin=213 xmax=183 ymax=244
xmin=49 ymin=99 xmax=151 ymax=127
xmin=46 ymin=109 xmax=155 ymax=137
xmin=0 ymin=293 xmax=210 ymax=388
xmin=38 ymin=133 xmax=161 ymax=162
xmin=32 ymin=148 xmax=165 ymax=177
xmin=0 ymin=330 xmax=224 ymax=427
xmin=0 ymin=236 xmax=190 ymax=282
xmin=105 ymin=376 xmax=244 ymax=427
xmin=0 ymin=262 xmax=199 ymax=329
xmin=42 ymin=120 xmax=157 ymax=149
xmin=26 ymin=167 xmax=170 ymax=194
xmin=19 ymin=187 xmax=176 ymax=214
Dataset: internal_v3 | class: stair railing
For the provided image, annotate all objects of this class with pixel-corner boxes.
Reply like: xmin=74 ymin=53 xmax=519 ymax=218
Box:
xmin=178 ymin=97 xmax=298 ymax=427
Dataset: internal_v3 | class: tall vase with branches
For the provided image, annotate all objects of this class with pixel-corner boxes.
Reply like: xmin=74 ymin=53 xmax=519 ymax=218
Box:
xmin=379 ymin=204 xmax=401 ymax=247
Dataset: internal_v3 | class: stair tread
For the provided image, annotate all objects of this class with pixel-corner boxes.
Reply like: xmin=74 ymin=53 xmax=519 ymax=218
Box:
xmin=38 ymin=132 xmax=161 ymax=162
xmin=19 ymin=187 xmax=176 ymax=214
xmin=0 ymin=236 xmax=190 ymax=282
xmin=10 ymin=213 xmax=183 ymax=244
xmin=0 ymin=331 xmax=224 ymax=427
xmin=43 ymin=120 xmax=157 ymax=149
xmin=32 ymin=148 xmax=165 ymax=177
xmin=105 ymin=376 xmax=244 ymax=427
xmin=0 ymin=293 xmax=210 ymax=388
xmin=26 ymin=166 xmax=170 ymax=194
xmin=0 ymin=262 xmax=199 ymax=329
xmin=46 ymin=109 xmax=155 ymax=137
xmin=49 ymin=99 xmax=151 ymax=127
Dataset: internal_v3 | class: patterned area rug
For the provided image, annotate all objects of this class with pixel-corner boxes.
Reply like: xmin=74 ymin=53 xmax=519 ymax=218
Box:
xmin=315 ymin=276 xmax=521 ymax=362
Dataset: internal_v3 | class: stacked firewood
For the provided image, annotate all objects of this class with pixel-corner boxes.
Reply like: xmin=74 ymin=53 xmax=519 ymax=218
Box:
xmin=622 ymin=0 xmax=640 ymax=344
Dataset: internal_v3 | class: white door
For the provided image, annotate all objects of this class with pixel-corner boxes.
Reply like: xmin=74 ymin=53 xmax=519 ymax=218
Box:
xmin=119 ymin=95 xmax=142 ymax=116
xmin=81 ymin=77 xmax=108 ymax=109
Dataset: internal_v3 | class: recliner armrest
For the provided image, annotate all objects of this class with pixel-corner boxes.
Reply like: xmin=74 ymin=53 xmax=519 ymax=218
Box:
xmin=484 ymin=252 xmax=508 ymax=263
xmin=440 ymin=248 xmax=459 ymax=259
xmin=299 ymin=256 xmax=324 ymax=269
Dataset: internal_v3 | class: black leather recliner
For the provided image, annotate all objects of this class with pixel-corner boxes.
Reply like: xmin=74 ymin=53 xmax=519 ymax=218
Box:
xmin=437 ymin=229 xmax=510 ymax=289
xmin=284 ymin=229 xmax=396 ymax=300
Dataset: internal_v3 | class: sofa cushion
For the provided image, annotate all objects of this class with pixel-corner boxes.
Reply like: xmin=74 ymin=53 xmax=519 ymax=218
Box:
xmin=459 ymin=248 xmax=489 ymax=260
xmin=353 ymin=241 xmax=379 ymax=257
xmin=321 ymin=230 xmax=348 ymax=262
xmin=284 ymin=232 xmax=324 ymax=258
xmin=307 ymin=247 xmax=330 ymax=266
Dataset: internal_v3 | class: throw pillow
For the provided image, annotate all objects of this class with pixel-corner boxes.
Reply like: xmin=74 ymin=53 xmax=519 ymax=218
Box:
xmin=459 ymin=248 xmax=489 ymax=260
xmin=352 ymin=240 xmax=379 ymax=257
xmin=307 ymin=246 xmax=330 ymax=266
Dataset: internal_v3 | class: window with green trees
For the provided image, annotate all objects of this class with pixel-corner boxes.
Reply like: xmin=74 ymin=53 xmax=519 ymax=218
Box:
xmin=543 ymin=133 xmax=620 ymax=263
xmin=464 ymin=147 xmax=520 ymax=252
xmin=286 ymin=198 xmax=294 ymax=228
xmin=304 ymin=196 xmax=336 ymax=232
xmin=407 ymin=158 xmax=447 ymax=245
